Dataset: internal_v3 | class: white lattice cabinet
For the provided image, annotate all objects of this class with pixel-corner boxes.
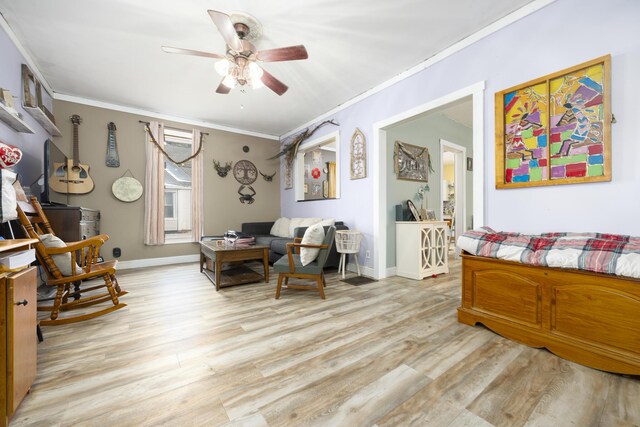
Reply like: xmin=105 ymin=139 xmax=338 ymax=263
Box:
xmin=395 ymin=221 xmax=449 ymax=279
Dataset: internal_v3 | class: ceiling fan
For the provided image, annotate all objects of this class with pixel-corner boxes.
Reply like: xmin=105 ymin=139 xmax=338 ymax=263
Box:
xmin=162 ymin=10 xmax=308 ymax=96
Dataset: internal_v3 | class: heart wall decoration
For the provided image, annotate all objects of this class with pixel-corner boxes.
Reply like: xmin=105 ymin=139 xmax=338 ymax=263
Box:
xmin=0 ymin=141 xmax=22 ymax=168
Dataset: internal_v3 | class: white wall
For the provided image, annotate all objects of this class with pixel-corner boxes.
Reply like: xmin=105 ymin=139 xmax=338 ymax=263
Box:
xmin=281 ymin=0 xmax=640 ymax=271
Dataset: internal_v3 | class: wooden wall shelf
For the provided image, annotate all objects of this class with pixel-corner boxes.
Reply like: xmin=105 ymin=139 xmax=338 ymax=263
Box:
xmin=22 ymin=105 xmax=61 ymax=136
xmin=0 ymin=104 xmax=34 ymax=134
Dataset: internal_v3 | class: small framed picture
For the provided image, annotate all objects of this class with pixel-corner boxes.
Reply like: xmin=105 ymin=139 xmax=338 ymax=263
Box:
xmin=425 ymin=209 xmax=436 ymax=221
xmin=304 ymin=183 xmax=309 ymax=193
xmin=215 ymin=240 xmax=225 ymax=248
xmin=466 ymin=157 xmax=473 ymax=171
xmin=406 ymin=199 xmax=420 ymax=221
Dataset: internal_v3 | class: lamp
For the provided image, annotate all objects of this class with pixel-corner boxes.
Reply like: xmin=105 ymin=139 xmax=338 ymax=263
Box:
xmin=214 ymin=59 xmax=230 ymax=76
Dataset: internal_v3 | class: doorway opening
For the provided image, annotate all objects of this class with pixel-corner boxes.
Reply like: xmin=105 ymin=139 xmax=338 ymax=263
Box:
xmin=372 ymin=81 xmax=485 ymax=279
xmin=440 ymin=139 xmax=468 ymax=252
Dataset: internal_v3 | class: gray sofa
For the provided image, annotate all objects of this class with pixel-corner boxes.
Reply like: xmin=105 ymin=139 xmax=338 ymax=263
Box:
xmin=241 ymin=221 xmax=348 ymax=268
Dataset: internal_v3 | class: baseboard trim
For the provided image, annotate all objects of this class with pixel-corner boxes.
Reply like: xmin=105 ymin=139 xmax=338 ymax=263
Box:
xmin=118 ymin=254 xmax=199 ymax=270
xmin=386 ymin=267 xmax=397 ymax=277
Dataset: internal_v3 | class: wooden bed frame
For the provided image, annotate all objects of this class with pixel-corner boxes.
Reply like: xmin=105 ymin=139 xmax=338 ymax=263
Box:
xmin=457 ymin=251 xmax=640 ymax=375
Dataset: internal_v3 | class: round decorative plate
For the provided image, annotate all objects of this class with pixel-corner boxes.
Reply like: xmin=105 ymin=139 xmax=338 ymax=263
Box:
xmin=112 ymin=176 xmax=143 ymax=202
xmin=233 ymin=160 xmax=258 ymax=185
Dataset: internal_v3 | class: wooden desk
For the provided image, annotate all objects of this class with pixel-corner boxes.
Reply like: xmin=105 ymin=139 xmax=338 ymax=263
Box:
xmin=199 ymin=242 xmax=269 ymax=291
xmin=0 ymin=239 xmax=38 ymax=427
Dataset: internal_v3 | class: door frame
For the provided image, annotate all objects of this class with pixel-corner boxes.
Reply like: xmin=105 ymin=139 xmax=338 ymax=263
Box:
xmin=372 ymin=81 xmax=485 ymax=279
xmin=440 ymin=139 xmax=467 ymax=241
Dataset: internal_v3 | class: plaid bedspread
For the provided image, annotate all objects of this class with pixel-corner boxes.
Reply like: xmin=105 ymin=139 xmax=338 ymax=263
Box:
xmin=457 ymin=227 xmax=640 ymax=279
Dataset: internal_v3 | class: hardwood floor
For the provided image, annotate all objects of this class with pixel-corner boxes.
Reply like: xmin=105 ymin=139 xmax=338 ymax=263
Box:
xmin=11 ymin=258 xmax=640 ymax=426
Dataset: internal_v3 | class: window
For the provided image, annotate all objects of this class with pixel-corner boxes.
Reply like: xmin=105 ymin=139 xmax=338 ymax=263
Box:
xmin=164 ymin=192 xmax=176 ymax=219
xmin=295 ymin=130 xmax=340 ymax=201
xmin=163 ymin=127 xmax=193 ymax=243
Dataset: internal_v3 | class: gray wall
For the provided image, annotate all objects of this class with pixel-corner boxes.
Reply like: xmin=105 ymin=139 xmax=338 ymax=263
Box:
xmin=386 ymin=112 xmax=472 ymax=268
xmin=53 ymin=100 xmax=281 ymax=262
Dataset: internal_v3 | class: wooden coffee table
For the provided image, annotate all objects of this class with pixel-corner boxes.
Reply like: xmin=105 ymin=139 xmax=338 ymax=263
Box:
xmin=199 ymin=241 xmax=269 ymax=291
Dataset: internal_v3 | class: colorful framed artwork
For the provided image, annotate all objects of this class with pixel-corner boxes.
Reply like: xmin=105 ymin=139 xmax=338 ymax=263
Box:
xmin=394 ymin=141 xmax=429 ymax=182
xmin=495 ymin=55 xmax=611 ymax=189
xmin=350 ymin=128 xmax=366 ymax=179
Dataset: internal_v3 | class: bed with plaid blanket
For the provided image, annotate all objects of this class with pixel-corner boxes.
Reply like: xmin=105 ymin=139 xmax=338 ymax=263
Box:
xmin=457 ymin=227 xmax=640 ymax=279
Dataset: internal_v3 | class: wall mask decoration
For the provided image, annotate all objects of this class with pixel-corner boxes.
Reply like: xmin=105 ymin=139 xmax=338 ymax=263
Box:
xmin=238 ymin=185 xmax=256 ymax=204
xmin=213 ymin=159 xmax=233 ymax=177
xmin=495 ymin=55 xmax=611 ymax=188
xmin=233 ymin=159 xmax=258 ymax=185
xmin=259 ymin=170 xmax=276 ymax=182
xmin=350 ymin=128 xmax=366 ymax=179
xmin=394 ymin=141 xmax=429 ymax=182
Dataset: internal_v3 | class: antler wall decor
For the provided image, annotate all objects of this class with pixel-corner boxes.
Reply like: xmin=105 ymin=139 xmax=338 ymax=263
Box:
xmin=213 ymin=159 xmax=233 ymax=177
xmin=259 ymin=170 xmax=276 ymax=182
xmin=268 ymin=119 xmax=339 ymax=167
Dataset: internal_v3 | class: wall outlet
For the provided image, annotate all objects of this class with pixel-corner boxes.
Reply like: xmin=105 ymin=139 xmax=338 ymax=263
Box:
xmin=365 ymin=250 xmax=371 ymax=259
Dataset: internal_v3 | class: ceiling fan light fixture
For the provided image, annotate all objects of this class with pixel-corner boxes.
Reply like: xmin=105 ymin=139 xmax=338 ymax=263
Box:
xmin=248 ymin=62 xmax=263 ymax=80
xmin=250 ymin=77 xmax=264 ymax=89
xmin=222 ymin=75 xmax=237 ymax=88
xmin=215 ymin=59 xmax=230 ymax=76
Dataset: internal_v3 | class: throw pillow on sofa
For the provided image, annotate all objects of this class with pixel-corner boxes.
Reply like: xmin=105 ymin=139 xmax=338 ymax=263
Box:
xmin=39 ymin=234 xmax=82 ymax=276
xmin=300 ymin=223 xmax=325 ymax=266
xmin=270 ymin=217 xmax=291 ymax=238
xmin=289 ymin=217 xmax=322 ymax=237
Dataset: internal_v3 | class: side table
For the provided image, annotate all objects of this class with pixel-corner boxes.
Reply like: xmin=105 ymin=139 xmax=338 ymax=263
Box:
xmin=335 ymin=230 xmax=362 ymax=279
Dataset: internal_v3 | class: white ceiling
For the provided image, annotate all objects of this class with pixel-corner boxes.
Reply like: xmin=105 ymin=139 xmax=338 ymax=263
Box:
xmin=0 ymin=0 xmax=533 ymax=136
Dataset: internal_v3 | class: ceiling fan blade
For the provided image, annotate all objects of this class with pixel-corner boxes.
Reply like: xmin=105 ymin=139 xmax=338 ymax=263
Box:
xmin=207 ymin=10 xmax=243 ymax=52
xmin=161 ymin=46 xmax=225 ymax=59
xmin=257 ymin=45 xmax=308 ymax=62
xmin=260 ymin=68 xmax=288 ymax=96
xmin=216 ymin=79 xmax=231 ymax=94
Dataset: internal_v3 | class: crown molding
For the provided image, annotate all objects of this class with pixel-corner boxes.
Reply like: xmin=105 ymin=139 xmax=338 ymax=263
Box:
xmin=280 ymin=0 xmax=556 ymax=139
xmin=53 ymin=93 xmax=279 ymax=140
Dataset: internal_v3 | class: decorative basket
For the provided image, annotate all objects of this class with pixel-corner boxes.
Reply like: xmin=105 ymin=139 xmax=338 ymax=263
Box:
xmin=335 ymin=230 xmax=362 ymax=254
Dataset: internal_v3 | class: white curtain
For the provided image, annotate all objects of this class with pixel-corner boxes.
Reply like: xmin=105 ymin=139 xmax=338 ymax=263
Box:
xmin=191 ymin=129 xmax=204 ymax=242
xmin=144 ymin=121 xmax=165 ymax=245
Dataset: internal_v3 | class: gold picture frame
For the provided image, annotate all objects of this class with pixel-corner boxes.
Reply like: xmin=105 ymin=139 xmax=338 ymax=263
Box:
xmin=495 ymin=55 xmax=611 ymax=189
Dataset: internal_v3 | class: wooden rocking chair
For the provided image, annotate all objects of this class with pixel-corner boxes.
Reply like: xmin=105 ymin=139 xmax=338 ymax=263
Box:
xmin=16 ymin=197 xmax=127 ymax=325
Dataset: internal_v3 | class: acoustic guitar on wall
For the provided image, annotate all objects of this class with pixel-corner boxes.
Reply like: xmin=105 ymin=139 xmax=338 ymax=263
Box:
xmin=49 ymin=114 xmax=95 ymax=194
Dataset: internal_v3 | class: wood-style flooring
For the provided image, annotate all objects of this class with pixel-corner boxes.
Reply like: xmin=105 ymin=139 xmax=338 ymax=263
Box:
xmin=11 ymin=258 xmax=640 ymax=426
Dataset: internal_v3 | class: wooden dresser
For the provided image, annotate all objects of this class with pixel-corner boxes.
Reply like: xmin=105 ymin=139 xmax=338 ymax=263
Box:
xmin=41 ymin=206 xmax=100 ymax=242
xmin=0 ymin=239 xmax=38 ymax=427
